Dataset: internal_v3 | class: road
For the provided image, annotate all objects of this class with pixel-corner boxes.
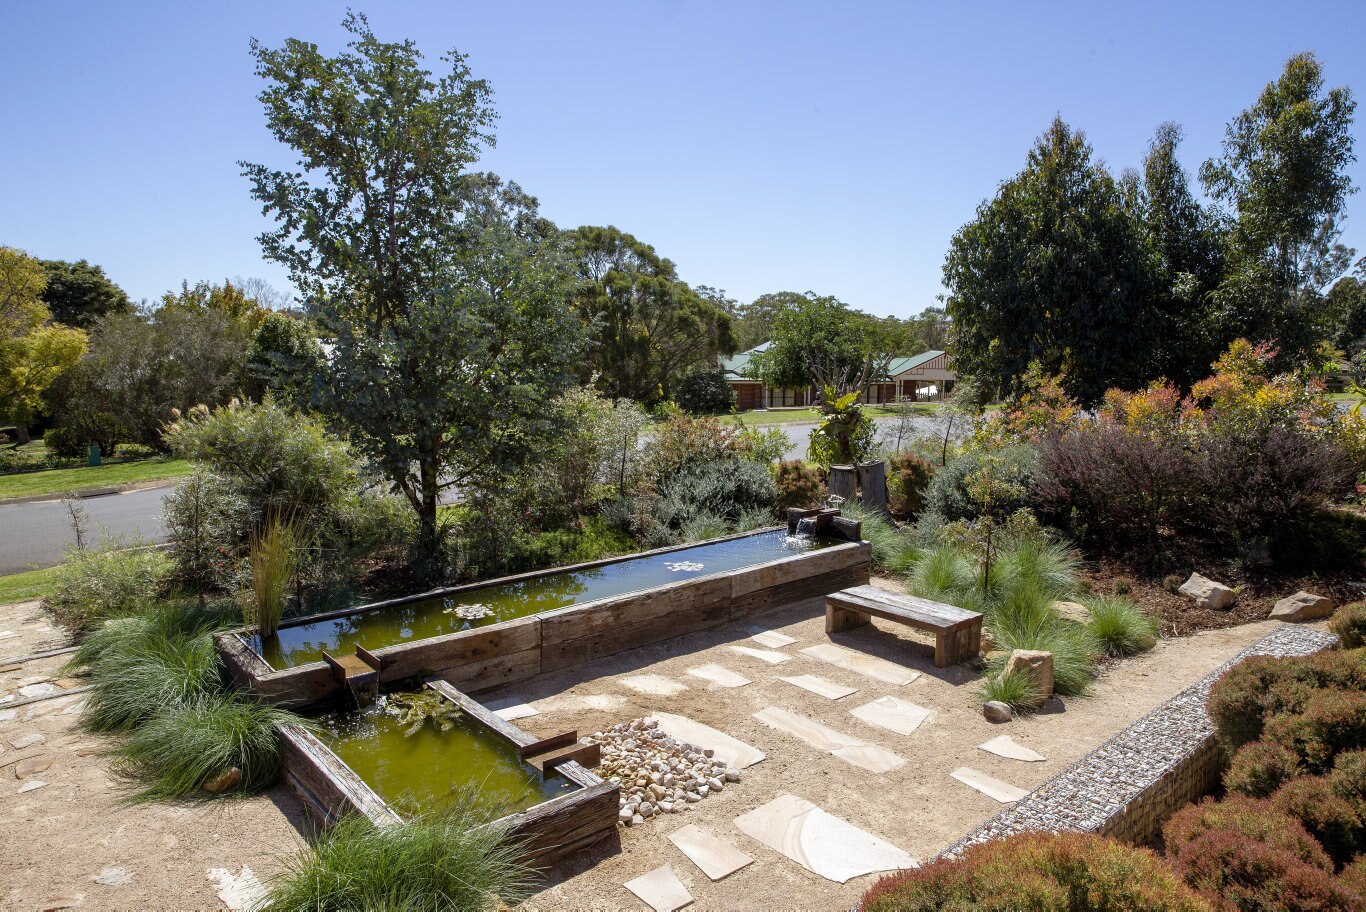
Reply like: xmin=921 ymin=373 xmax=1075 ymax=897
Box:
xmin=0 ymin=486 xmax=170 ymax=575
xmin=0 ymin=414 xmax=952 ymax=575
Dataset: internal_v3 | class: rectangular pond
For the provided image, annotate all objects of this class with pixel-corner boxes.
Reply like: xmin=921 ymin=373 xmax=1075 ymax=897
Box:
xmin=251 ymin=528 xmax=839 ymax=670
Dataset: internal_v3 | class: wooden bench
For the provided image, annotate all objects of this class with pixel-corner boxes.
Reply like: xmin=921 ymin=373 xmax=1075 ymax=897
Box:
xmin=825 ymin=584 xmax=982 ymax=668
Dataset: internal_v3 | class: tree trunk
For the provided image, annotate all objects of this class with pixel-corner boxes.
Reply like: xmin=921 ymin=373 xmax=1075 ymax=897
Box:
xmin=828 ymin=464 xmax=857 ymax=504
xmin=14 ymin=423 xmax=30 ymax=445
xmin=857 ymin=460 xmax=890 ymax=517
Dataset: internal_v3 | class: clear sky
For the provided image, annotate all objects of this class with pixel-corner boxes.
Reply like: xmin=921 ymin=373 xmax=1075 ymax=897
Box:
xmin=4 ymin=1 xmax=1366 ymax=319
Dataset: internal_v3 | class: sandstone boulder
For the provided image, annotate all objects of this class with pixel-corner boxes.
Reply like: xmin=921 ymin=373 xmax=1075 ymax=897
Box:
xmin=1269 ymin=591 xmax=1334 ymax=622
xmin=1003 ymin=649 xmax=1054 ymax=706
xmin=202 ymin=766 xmax=242 ymax=794
xmin=1052 ymin=600 xmax=1091 ymax=624
xmin=1178 ymin=573 xmax=1236 ymax=611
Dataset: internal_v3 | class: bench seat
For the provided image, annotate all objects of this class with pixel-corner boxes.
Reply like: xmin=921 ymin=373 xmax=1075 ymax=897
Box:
xmin=825 ymin=584 xmax=983 ymax=668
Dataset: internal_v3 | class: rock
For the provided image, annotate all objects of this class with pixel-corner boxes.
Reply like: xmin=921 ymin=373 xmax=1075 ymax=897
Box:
xmin=707 ymin=776 xmax=724 ymax=791
xmin=1052 ymin=601 xmax=1091 ymax=624
xmin=618 ymin=807 xmax=634 ymax=822
xmin=983 ymin=701 xmax=1013 ymax=723
xmin=660 ymin=801 xmax=675 ymax=813
xmin=92 ymin=867 xmax=133 ymax=887
xmin=202 ymin=767 xmax=242 ymax=794
xmin=639 ymin=802 xmax=655 ymax=818
xmin=1178 ymin=573 xmax=1236 ymax=610
xmin=10 ymin=733 xmax=44 ymax=750
xmin=685 ymin=791 xmax=702 ymax=803
xmin=724 ymin=767 xmax=740 ymax=782
xmin=1003 ymin=649 xmax=1054 ymax=704
xmin=630 ymin=814 xmax=644 ymax=826
xmin=15 ymin=755 xmax=52 ymax=778
xmin=18 ymin=779 xmax=47 ymax=793
xmin=1270 ymin=591 xmax=1334 ymax=622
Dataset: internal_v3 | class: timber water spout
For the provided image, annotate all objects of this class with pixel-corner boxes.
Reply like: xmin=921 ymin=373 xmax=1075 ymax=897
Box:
xmin=323 ymin=646 xmax=382 ymax=708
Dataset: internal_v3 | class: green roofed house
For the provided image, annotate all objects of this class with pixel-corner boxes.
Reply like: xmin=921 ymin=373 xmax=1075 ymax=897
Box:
xmin=719 ymin=345 xmax=954 ymax=410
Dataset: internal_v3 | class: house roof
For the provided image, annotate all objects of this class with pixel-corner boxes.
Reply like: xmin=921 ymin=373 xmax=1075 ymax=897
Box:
xmin=720 ymin=344 xmax=946 ymax=382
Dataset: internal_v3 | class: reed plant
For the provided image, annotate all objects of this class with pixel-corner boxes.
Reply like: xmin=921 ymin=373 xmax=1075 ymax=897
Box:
xmin=267 ymin=806 xmax=534 ymax=912
xmin=246 ymin=513 xmax=300 ymax=638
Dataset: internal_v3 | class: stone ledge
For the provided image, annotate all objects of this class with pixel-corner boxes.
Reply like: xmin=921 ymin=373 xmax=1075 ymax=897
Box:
xmin=942 ymin=624 xmax=1339 ymax=856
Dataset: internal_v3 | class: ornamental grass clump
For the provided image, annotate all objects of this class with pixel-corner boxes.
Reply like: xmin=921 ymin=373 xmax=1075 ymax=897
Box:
xmin=115 ymin=695 xmax=300 ymax=800
xmin=246 ymin=513 xmax=300 ymax=638
xmin=861 ymin=831 xmax=1209 ymax=912
xmin=979 ymin=664 xmax=1043 ymax=713
xmin=1085 ymin=595 xmax=1159 ymax=657
xmin=267 ymin=808 xmax=534 ymax=912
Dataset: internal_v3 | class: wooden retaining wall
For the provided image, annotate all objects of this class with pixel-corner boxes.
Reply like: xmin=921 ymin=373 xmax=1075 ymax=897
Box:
xmin=280 ymin=679 xmax=619 ymax=869
xmin=219 ymin=531 xmax=870 ymax=711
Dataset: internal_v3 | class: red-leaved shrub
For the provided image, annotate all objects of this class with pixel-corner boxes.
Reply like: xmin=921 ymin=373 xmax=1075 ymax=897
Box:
xmin=1207 ymin=649 xmax=1366 ymax=755
xmin=1172 ymin=828 xmax=1363 ymax=911
xmin=886 ymin=451 xmax=935 ymax=518
xmin=1333 ymin=751 xmax=1366 ymax=811
xmin=862 ymin=831 xmax=1210 ymax=912
xmin=1164 ymin=796 xmax=1331 ymax=871
xmin=1263 ymin=689 xmax=1366 ymax=774
xmin=1225 ymin=741 xmax=1302 ymax=799
xmin=773 ymin=459 xmax=823 ymax=512
xmin=1272 ymin=775 xmax=1364 ymax=869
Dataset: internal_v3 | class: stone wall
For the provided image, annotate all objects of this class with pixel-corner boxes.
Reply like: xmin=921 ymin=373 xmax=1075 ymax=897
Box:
xmin=943 ymin=625 xmax=1339 ymax=856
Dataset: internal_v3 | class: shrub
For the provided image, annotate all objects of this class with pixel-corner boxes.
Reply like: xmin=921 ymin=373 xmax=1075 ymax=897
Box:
xmin=1225 ymin=741 xmax=1303 ymax=799
xmin=1342 ymin=856 xmax=1366 ymax=899
xmin=1332 ymin=604 xmax=1366 ymax=650
xmin=735 ymin=425 xmax=792 ymax=464
xmin=74 ymin=605 xmax=228 ymax=732
xmin=674 ymin=370 xmax=736 ymax=414
xmin=43 ymin=425 xmax=89 ymax=459
xmin=1085 ymin=596 xmax=1158 ymax=657
xmin=115 ymin=695 xmax=298 ymax=800
xmin=987 ymin=538 xmax=1079 ymax=604
xmin=653 ymin=458 xmax=778 ymax=536
xmin=266 ymin=808 xmax=534 ymax=912
xmin=887 ymin=451 xmax=935 ymax=517
xmin=922 ymin=444 xmax=1036 ymax=524
xmin=1035 ymin=423 xmax=1195 ymax=555
xmin=1164 ymin=795 xmax=1332 ymax=872
xmin=45 ymin=540 xmax=171 ymax=629
xmin=1208 ymin=655 xmax=1321 ymax=753
xmin=644 ymin=414 xmax=748 ymax=478
xmin=1332 ymin=751 xmax=1366 ymax=811
xmin=1263 ymin=688 xmax=1366 ymax=773
xmin=861 ymin=831 xmax=1209 ymax=912
xmin=1272 ymin=509 xmax=1366 ymax=572
xmin=1172 ymin=828 xmax=1359 ymax=911
xmin=774 ymin=459 xmax=823 ymax=511
xmin=1163 ymin=574 xmax=1183 ymax=593
xmin=1273 ymin=775 xmax=1363 ymax=868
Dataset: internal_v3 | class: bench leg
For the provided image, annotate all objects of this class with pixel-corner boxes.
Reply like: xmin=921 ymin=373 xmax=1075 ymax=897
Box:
xmin=935 ymin=620 xmax=983 ymax=667
xmin=826 ymin=604 xmax=871 ymax=635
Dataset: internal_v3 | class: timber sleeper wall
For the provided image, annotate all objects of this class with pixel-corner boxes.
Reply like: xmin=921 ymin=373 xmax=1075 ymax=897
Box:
xmin=218 ymin=531 xmax=871 ymax=710
xmin=279 ymin=679 xmax=619 ymax=869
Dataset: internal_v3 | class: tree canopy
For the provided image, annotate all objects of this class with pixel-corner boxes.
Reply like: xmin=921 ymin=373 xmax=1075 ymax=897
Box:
xmin=566 ymin=225 xmax=735 ymax=402
xmin=39 ymin=259 xmax=132 ymax=329
xmin=0 ymin=247 xmax=87 ymax=442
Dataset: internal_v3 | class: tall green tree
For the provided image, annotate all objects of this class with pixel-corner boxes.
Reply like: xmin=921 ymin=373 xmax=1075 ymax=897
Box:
xmin=566 ymin=225 xmax=735 ymax=402
xmin=734 ymin=291 xmax=806 ymax=350
xmin=40 ymin=259 xmax=132 ymax=329
xmin=1131 ymin=122 xmax=1226 ymax=386
xmin=1200 ymin=52 xmax=1357 ymax=368
xmin=751 ymin=292 xmax=912 ymax=399
xmin=240 ymin=14 xmax=582 ymax=561
xmin=0 ymin=248 xmax=88 ymax=443
xmin=944 ymin=117 xmax=1154 ymax=404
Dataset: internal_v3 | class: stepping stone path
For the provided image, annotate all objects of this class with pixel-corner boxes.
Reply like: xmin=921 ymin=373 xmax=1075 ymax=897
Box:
xmin=748 ymin=628 xmax=797 ymax=649
xmin=778 ymin=674 xmax=858 ymax=700
xmin=686 ymin=664 xmax=751 ymax=688
xmin=92 ymin=866 xmax=133 ymax=886
xmin=15 ymin=755 xmax=52 ymax=778
xmin=621 ymin=675 xmax=688 ymax=696
xmin=11 ymin=733 xmax=44 ymax=749
xmin=624 ymin=864 xmax=693 ymax=912
xmin=727 ymin=645 xmax=791 ymax=665
xmin=484 ymin=696 xmax=539 ymax=721
xmin=800 ymin=643 xmax=921 ymax=686
xmin=734 ymin=793 xmax=917 ymax=883
xmin=583 ymin=717 xmax=744 ymax=825
xmin=978 ymin=735 xmax=1046 ymax=762
xmin=17 ymin=779 xmax=47 ymax=793
xmin=207 ymin=867 xmax=267 ymax=912
xmin=652 ymin=712 xmax=765 ymax=769
xmin=667 ymin=824 xmax=753 ymax=880
xmin=753 ymin=706 xmax=905 ymax=773
xmin=849 ymin=696 xmax=931 ymax=736
xmin=951 ymin=767 xmax=1028 ymax=803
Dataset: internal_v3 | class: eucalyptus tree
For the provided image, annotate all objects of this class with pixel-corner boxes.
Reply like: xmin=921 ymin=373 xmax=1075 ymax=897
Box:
xmin=240 ymin=13 xmax=584 ymax=563
xmin=566 ymin=225 xmax=735 ymax=403
xmin=1201 ymin=52 xmax=1357 ymax=368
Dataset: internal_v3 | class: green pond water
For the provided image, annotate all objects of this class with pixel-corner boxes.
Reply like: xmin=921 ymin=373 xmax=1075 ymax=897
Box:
xmin=314 ymin=694 xmax=576 ymax=820
xmin=251 ymin=528 xmax=835 ymax=669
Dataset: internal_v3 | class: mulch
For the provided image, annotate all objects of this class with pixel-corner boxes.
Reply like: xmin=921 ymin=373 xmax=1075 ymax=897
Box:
xmin=1082 ymin=557 xmax=1365 ymax=639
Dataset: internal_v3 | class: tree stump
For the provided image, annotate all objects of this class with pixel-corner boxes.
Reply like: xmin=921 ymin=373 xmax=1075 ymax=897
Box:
xmin=828 ymin=464 xmax=857 ymax=504
xmin=857 ymin=460 xmax=889 ymax=516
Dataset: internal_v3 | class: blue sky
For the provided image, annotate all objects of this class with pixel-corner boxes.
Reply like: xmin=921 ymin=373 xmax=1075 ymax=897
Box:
xmin=4 ymin=1 xmax=1365 ymax=319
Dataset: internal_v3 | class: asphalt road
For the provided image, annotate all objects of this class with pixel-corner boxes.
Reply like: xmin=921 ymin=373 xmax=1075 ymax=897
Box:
xmin=0 ymin=413 xmax=951 ymax=575
xmin=0 ymin=486 xmax=170 ymax=575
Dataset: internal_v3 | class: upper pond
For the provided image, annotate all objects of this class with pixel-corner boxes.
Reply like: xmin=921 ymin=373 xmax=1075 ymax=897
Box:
xmin=251 ymin=528 xmax=836 ymax=669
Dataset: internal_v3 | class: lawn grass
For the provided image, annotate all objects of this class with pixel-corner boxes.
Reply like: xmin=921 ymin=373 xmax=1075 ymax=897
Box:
xmin=1329 ymin=391 xmax=1364 ymax=405
xmin=0 ymin=455 xmax=192 ymax=501
xmin=0 ymin=564 xmax=65 ymax=605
